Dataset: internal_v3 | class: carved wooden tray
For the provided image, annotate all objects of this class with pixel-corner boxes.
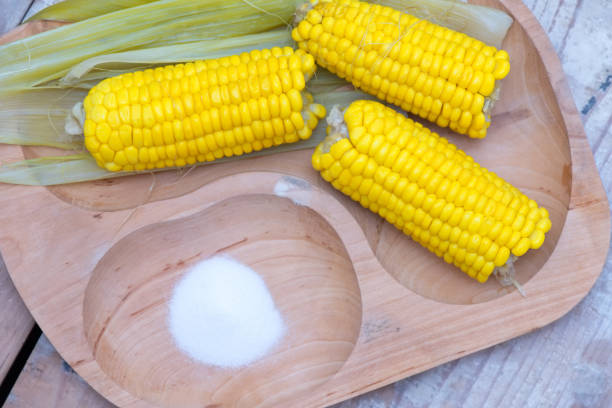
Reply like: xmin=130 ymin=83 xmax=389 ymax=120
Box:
xmin=0 ymin=1 xmax=609 ymax=407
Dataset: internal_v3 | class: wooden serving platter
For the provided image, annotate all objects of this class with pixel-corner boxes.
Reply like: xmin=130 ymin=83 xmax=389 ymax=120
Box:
xmin=0 ymin=1 xmax=609 ymax=407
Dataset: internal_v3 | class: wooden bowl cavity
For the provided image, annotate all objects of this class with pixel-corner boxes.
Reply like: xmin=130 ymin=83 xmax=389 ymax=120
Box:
xmin=347 ymin=13 xmax=571 ymax=305
xmin=82 ymin=194 xmax=362 ymax=408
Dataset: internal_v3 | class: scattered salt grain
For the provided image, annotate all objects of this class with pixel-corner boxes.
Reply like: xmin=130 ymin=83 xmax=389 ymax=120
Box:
xmin=168 ymin=255 xmax=285 ymax=368
xmin=273 ymin=176 xmax=311 ymax=206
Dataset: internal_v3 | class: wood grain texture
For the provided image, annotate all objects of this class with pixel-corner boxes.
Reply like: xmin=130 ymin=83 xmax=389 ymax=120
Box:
xmin=0 ymin=0 xmax=611 ymax=407
xmin=82 ymin=194 xmax=362 ymax=407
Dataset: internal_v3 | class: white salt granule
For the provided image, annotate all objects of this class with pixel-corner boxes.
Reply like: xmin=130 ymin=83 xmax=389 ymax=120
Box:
xmin=273 ymin=176 xmax=312 ymax=206
xmin=168 ymin=255 xmax=285 ymax=368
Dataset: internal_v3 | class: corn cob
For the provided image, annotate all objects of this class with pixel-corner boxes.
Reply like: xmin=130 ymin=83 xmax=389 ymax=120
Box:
xmin=81 ymin=47 xmax=326 ymax=172
xmin=292 ymin=0 xmax=511 ymax=139
xmin=312 ymin=100 xmax=551 ymax=283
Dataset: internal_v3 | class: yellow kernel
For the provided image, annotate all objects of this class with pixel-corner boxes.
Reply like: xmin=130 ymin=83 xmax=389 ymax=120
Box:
xmin=150 ymin=124 xmax=161 ymax=145
xmin=482 ymin=241 xmax=499 ymax=261
xmin=502 ymin=207 xmax=517 ymax=226
xmin=119 ymin=124 xmax=132 ymax=147
xmin=130 ymin=104 xmax=142 ymax=127
xmin=507 ymin=231 xmax=522 ymax=249
xmin=290 ymin=112 xmax=305 ymax=131
xmin=473 ymin=255 xmax=485 ymax=272
xmin=156 ymin=145 xmax=167 ymax=160
xmin=465 ymin=252 xmax=477 ymax=267
xmin=106 ymin=131 xmax=122 ymax=152
xmin=493 ymin=59 xmax=511 ymax=79
xmin=176 ymin=141 xmax=189 ymax=158
xmin=529 ymin=230 xmax=546 ymax=249
xmin=114 ymin=151 xmax=128 ymax=166
xmin=166 ymin=144 xmax=178 ymax=159
xmin=307 ymin=9 xmax=322 ymax=24
xmin=536 ymin=217 xmax=552 ymax=233
xmin=298 ymin=126 xmax=312 ymax=140
xmin=520 ymin=220 xmax=536 ymax=237
xmin=298 ymin=20 xmax=312 ymax=40
xmin=491 ymin=246 xmax=509 ymax=267
xmin=287 ymin=89 xmax=303 ymax=112
xmin=497 ymin=225 xmax=513 ymax=246
xmin=95 ymin=122 xmax=111 ymax=143
xmin=512 ymin=237 xmax=531 ymax=257
xmin=105 ymin=162 xmax=121 ymax=172
xmin=480 ymin=73 xmax=496 ymax=96
xmin=511 ymin=214 xmax=526 ymax=231
xmin=125 ymin=146 xmax=139 ymax=164
xmin=103 ymin=93 xmax=118 ymax=110
xmin=84 ymin=136 xmax=100 ymax=153
xmin=99 ymin=144 xmax=114 ymax=162
xmin=90 ymin=105 xmax=108 ymax=123
xmin=455 ymin=248 xmax=466 ymax=263
xmin=83 ymin=118 xmax=97 ymax=137
xmin=138 ymin=147 xmax=150 ymax=163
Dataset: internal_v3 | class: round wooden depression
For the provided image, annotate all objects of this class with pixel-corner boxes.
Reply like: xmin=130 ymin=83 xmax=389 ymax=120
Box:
xmin=82 ymin=195 xmax=362 ymax=408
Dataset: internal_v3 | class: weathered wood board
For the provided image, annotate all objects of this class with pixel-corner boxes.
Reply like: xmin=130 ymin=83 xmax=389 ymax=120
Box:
xmin=0 ymin=257 xmax=33 ymax=381
xmin=4 ymin=335 xmax=114 ymax=408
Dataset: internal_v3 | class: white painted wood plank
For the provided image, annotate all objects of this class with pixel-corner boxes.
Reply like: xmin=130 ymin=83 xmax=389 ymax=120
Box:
xmin=0 ymin=0 xmax=64 ymax=35
xmin=0 ymin=0 xmax=33 ymax=34
xmin=0 ymin=254 xmax=34 ymax=381
xmin=0 ymin=0 xmax=64 ymax=387
xmin=5 ymin=335 xmax=114 ymax=408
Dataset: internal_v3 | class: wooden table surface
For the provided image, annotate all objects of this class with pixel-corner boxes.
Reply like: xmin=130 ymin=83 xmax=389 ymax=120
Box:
xmin=1 ymin=1 xmax=610 ymax=407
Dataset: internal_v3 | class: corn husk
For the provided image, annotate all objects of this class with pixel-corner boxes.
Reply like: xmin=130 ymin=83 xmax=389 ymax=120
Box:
xmin=25 ymin=0 xmax=511 ymax=47
xmin=0 ymin=0 xmax=513 ymax=185
xmin=379 ymin=0 xmax=512 ymax=48
xmin=58 ymin=29 xmax=295 ymax=87
xmin=0 ymin=88 xmax=87 ymax=149
xmin=0 ymin=134 xmax=321 ymax=187
xmin=26 ymin=0 xmax=158 ymax=23
xmin=0 ymin=0 xmax=299 ymax=95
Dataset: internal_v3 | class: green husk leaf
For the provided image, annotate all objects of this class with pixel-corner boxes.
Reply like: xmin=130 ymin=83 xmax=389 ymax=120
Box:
xmin=378 ymin=0 xmax=513 ymax=48
xmin=58 ymin=29 xmax=295 ymax=87
xmin=0 ymin=0 xmax=300 ymax=95
xmin=26 ymin=0 xmax=158 ymax=23
xmin=0 ymin=155 xmax=109 ymax=186
xmin=0 ymin=138 xmax=321 ymax=186
xmin=10 ymin=0 xmax=512 ymax=93
xmin=0 ymin=88 xmax=87 ymax=149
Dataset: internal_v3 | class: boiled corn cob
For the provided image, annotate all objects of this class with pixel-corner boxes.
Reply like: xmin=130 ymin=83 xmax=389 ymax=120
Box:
xmin=293 ymin=0 xmax=511 ymax=138
xmin=312 ymin=100 xmax=551 ymax=283
xmin=81 ymin=47 xmax=326 ymax=172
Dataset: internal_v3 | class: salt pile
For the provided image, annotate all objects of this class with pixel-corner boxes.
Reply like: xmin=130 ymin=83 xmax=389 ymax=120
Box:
xmin=168 ymin=255 xmax=285 ymax=368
